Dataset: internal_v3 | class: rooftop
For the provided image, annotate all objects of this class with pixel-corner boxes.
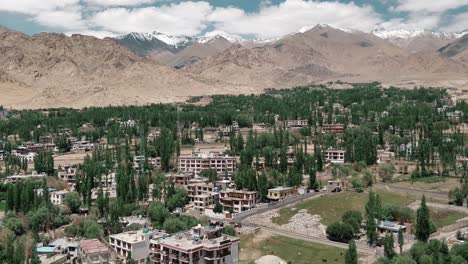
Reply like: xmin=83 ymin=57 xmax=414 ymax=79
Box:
xmin=80 ymin=239 xmax=109 ymax=254
xmin=153 ymin=226 xmax=239 ymax=251
xmin=268 ymin=186 xmax=294 ymax=192
xmin=110 ymin=229 xmax=165 ymax=244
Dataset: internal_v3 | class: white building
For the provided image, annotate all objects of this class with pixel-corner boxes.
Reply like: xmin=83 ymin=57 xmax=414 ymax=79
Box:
xmin=324 ymin=149 xmax=345 ymax=164
xmin=219 ymin=189 xmax=257 ymax=214
xmin=187 ymin=183 xmax=219 ymax=212
xmin=149 ymin=225 xmax=239 ymax=264
xmin=5 ymin=172 xmax=47 ymax=184
xmin=50 ymin=190 xmax=69 ymax=205
xmin=178 ymin=152 xmax=236 ymax=174
xmin=109 ymin=229 xmax=163 ymax=263
xmin=284 ymin=120 xmax=308 ymax=128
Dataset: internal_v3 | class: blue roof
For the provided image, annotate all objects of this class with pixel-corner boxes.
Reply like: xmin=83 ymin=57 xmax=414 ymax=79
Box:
xmin=36 ymin=246 xmax=56 ymax=254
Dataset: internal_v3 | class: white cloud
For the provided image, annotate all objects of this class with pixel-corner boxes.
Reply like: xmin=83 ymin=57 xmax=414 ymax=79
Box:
xmin=207 ymin=0 xmax=382 ymax=38
xmin=378 ymin=13 xmax=441 ymax=30
xmin=33 ymin=8 xmax=86 ymax=30
xmin=394 ymin=0 xmax=468 ymax=13
xmin=0 ymin=0 xmax=79 ymax=14
xmin=441 ymin=12 xmax=468 ymax=32
xmin=84 ymin=0 xmax=161 ymax=7
xmin=91 ymin=1 xmax=212 ymax=35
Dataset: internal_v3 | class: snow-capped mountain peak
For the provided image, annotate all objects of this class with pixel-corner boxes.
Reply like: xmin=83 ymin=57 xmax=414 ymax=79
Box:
xmin=198 ymin=31 xmax=244 ymax=44
xmin=117 ymin=31 xmax=192 ymax=48
xmin=372 ymin=28 xmax=463 ymax=40
xmin=299 ymin=24 xmax=357 ymax=34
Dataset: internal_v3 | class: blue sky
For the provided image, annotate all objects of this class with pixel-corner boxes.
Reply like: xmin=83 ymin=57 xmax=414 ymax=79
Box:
xmin=0 ymin=0 xmax=467 ymax=39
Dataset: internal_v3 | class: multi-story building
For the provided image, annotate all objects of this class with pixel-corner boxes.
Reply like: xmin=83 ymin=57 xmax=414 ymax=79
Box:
xmin=39 ymin=135 xmax=54 ymax=144
xmin=267 ymin=187 xmax=297 ymax=201
xmin=324 ymin=149 xmax=345 ymax=164
xmin=109 ymin=229 xmax=163 ymax=263
xmin=187 ymin=183 xmax=219 ymax=212
xmin=5 ymin=172 xmax=47 ymax=184
xmin=133 ymin=156 xmax=161 ymax=171
xmin=219 ymin=189 xmax=257 ymax=214
xmin=11 ymin=147 xmax=37 ymax=162
xmin=50 ymin=190 xmax=69 ymax=205
xmin=57 ymin=165 xmax=78 ymax=185
xmin=71 ymin=141 xmax=97 ymax=152
xmin=284 ymin=120 xmax=308 ymax=128
xmin=149 ymin=225 xmax=239 ymax=264
xmin=322 ymin=124 xmax=344 ymax=134
xmin=178 ymin=152 xmax=236 ymax=174
xmin=79 ymin=239 xmax=111 ymax=264
xmin=165 ymin=172 xmax=195 ymax=187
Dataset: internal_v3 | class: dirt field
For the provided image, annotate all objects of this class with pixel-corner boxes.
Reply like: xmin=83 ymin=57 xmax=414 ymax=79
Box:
xmin=388 ymin=177 xmax=460 ymax=194
xmin=54 ymin=152 xmax=89 ymax=168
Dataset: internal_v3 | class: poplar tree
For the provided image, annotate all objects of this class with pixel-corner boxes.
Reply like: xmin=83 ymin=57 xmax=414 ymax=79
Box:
xmin=415 ymin=195 xmax=432 ymax=242
xmin=345 ymin=239 xmax=358 ymax=264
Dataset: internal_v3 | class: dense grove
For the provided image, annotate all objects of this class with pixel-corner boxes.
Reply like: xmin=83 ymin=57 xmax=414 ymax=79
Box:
xmin=1 ymin=83 xmax=468 ymax=262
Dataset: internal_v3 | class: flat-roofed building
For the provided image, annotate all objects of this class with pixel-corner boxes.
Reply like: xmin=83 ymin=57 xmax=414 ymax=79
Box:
xmin=325 ymin=149 xmax=345 ymax=164
xmin=109 ymin=229 xmax=163 ymax=263
xmin=267 ymin=187 xmax=297 ymax=201
xmin=5 ymin=172 xmax=46 ymax=184
xmin=50 ymin=190 xmax=69 ymax=205
xmin=79 ymin=239 xmax=111 ymax=264
xmin=178 ymin=152 xmax=236 ymax=174
xmin=219 ymin=189 xmax=257 ymax=214
xmin=57 ymin=164 xmax=78 ymax=185
xmin=284 ymin=120 xmax=308 ymax=128
xmin=322 ymin=124 xmax=344 ymax=134
xmin=165 ymin=172 xmax=195 ymax=187
xmin=187 ymin=183 xmax=219 ymax=212
xmin=149 ymin=225 xmax=239 ymax=264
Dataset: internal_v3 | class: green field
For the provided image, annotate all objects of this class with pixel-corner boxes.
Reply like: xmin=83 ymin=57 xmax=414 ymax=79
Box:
xmin=240 ymin=235 xmax=346 ymax=264
xmin=272 ymin=190 xmax=417 ymax=226
xmin=430 ymin=209 xmax=468 ymax=228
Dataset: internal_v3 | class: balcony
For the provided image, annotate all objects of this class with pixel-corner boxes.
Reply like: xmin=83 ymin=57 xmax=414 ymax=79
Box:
xmin=169 ymin=253 xmax=178 ymax=259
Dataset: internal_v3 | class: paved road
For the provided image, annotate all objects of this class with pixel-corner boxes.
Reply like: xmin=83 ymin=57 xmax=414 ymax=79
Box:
xmin=375 ymin=183 xmax=449 ymax=200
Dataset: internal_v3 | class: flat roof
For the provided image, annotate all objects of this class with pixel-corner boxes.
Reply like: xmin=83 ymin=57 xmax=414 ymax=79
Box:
xmin=110 ymin=230 xmax=165 ymax=244
xmin=155 ymin=229 xmax=238 ymax=252
xmin=268 ymin=186 xmax=294 ymax=191
xmin=80 ymin=239 xmax=109 ymax=254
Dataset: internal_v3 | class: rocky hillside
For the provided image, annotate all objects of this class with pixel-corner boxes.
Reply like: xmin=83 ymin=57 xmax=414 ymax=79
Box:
xmin=0 ymin=28 xmax=248 ymax=109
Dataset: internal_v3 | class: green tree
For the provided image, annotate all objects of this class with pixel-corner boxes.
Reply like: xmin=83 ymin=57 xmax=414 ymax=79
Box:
xmin=213 ymin=201 xmax=223 ymax=214
xmin=148 ymin=202 xmax=169 ymax=228
xmin=398 ymin=228 xmax=404 ymax=254
xmin=257 ymin=172 xmax=269 ymax=202
xmin=384 ymin=233 xmax=396 ymax=259
xmin=415 ymin=195 xmax=432 ymax=242
xmin=345 ymin=239 xmax=358 ymax=264
xmin=64 ymin=192 xmax=81 ymax=213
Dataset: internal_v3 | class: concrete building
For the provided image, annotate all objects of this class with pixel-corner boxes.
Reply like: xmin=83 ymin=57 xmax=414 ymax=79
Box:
xmin=322 ymin=124 xmax=344 ymax=134
xmin=178 ymin=152 xmax=236 ymax=174
xmin=50 ymin=190 xmax=69 ymax=205
xmin=165 ymin=172 xmax=195 ymax=187
xmin=324 ymin=149 xmax=345 ymax=164
xmin=219 ymin=189 xmax=257 ymax=214
xmin=267 ymin=187 xmax=297 ymax=201
xmin=149 ymin=225 xmax=239 ymax=264
xmin=109 ymin=229 xmax=162 ymax=263
xmin=187 ymin=183 xmax=219 ymax=212
xmin=0 ymin=150 xmax=6 ymax=161
xmin=327 ymin=180 xmax=344 ymax=192
xmin=79 ymin=239 xmax=111 ymax=264
xmin=71 ymin=140 xmax=97 ymax=152
xmin=284 ymin=120 xmax=308 ymax=128
xmin=5 ymin=172 xmax=46 ymax=184
xmin=57 ymin=165 xmax=78 ymax=185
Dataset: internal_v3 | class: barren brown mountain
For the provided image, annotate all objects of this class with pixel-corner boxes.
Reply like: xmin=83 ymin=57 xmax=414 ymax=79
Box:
xmin=0 ymin=28 xmax=250 ymax=109
xmin=439 ymin=34 xmax=468 ymax=65
xmin=151 ymin=36 xmax=233 ymax=69
xmin=2 ymin=25 xmax=468 ymax=109
xmin=188 ymin=25 xmax=468 ymax=88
